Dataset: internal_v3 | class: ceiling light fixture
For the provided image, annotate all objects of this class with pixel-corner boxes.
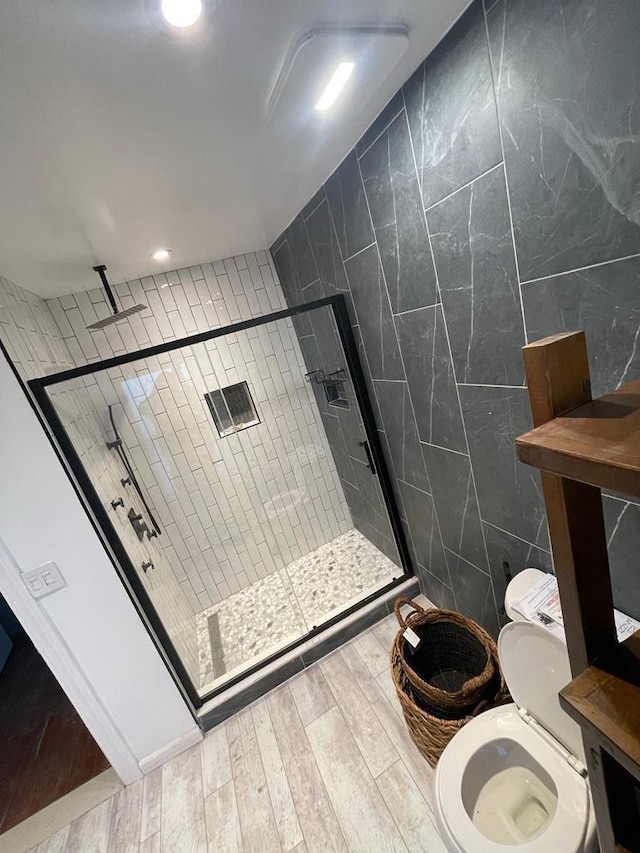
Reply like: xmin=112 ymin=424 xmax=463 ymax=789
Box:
xmin=160 ymin=0 xmax=202 ymax=28
xmin=150 ymin=248 xmax=173 ymax=261
xmin=315 ymin=62 xmax=355 ymax=112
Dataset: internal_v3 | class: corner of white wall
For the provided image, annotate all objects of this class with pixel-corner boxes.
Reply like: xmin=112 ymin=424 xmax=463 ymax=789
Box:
xmin=0 ymin=351 xmax=200 ymax=778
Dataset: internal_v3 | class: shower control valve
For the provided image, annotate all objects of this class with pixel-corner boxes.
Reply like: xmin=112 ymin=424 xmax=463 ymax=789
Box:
xmin=128 ymin=507 xmax=150 ymax=541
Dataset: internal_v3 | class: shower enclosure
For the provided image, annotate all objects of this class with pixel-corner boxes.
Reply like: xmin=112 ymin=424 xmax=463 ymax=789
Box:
xmin=30 ymin=296 xmax=411 ymax=708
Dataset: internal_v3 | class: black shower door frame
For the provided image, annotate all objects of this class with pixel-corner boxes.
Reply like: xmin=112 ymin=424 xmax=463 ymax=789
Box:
xmin=29 ymin=295 xmax=413 ymax=710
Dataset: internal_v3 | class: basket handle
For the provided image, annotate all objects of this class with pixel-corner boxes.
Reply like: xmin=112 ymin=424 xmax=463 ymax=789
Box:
xmin=393 ymin=596 xmax=429 ymax=629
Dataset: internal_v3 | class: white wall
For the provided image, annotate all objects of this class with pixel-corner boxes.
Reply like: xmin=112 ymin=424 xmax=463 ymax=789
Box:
xmin=0 ymin=271 xmax=75 ymax=376
xmin=0 ymin=349 xmax=199 ymax=771
xmin=46 ymin=252 xmax=351 ymax=612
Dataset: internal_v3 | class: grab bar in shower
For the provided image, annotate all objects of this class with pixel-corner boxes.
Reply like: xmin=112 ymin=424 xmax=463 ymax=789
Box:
xmin=107 ymin=404 xmax=162 ymax=536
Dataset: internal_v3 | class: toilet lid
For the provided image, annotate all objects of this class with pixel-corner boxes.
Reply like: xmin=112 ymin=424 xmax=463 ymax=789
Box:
xmin=498 ymin=621 xmax=585 ymax=762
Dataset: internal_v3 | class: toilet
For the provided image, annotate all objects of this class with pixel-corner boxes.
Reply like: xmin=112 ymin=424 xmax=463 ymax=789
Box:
xmin=433 ymin=569 xmax=598 ymax=852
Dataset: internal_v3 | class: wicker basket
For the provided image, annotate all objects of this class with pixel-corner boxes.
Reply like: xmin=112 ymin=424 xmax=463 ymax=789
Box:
xmin=393 ymin=597 xmax=498 ymax=718
xmin=391 ymin=598 xmax=508 ymax=766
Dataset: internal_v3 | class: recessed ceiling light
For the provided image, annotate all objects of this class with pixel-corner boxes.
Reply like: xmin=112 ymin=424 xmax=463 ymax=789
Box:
xmin=315 ymin=62 xmax=355 ymax=112
xmin=150 ymin=248 xmax=173 ymax=261
xmin=160 ymin=0 xmax=202 ymax=28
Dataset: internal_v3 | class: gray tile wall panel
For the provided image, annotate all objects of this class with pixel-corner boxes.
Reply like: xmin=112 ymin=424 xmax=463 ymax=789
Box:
xmin=273 ymin=0 xmax=640 ymax=631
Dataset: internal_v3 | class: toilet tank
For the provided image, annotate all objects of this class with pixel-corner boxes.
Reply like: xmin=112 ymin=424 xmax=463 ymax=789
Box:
xmin=505 ymin=568 xmax=640 ymax=645
xmin=504 ymin=568 xmax=550 ymax=622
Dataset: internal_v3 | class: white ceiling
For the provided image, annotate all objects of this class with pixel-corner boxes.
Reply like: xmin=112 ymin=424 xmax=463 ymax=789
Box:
xmin=0 ymin=0 xmax=470 ymax=297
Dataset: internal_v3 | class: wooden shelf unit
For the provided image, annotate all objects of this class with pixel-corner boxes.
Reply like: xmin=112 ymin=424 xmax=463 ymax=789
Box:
xmin=517 ymin=331 xmax=640 ymax=852
xmin=517 ymin=380 xmax=640 ymax=499
xmin=560 ymin=633 xmax=640 ymax=781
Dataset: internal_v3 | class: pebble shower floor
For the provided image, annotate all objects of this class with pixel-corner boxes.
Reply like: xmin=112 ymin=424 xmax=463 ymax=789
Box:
xmin=196 ymin=529 xmax=400 ymax=692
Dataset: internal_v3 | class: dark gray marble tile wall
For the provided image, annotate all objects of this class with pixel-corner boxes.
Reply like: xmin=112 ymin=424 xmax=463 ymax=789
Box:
xmin=403 ymin=1 xmax=502 ymax=210
xmin=421 ymin=443 xmax=488 ymax=572
xmin=305 ymin=199 xmax=350 ymax=296
xmin=359 ymin=112 xmax=438 ymax=313
xmin=521 ymin=256 xmax=640 ymax=398
xmin=398 ymin=480 xmax=453 ymax=601
xmin=427 ymin=165 xmax=525 ymax=386
xmin=373 ymin=380 xmax=429 ymax=495
xmin=344 ymin=245 xmax=404 ymax=381
xmin=272 ymin=217 xmax=399 ymax=567
xmin=396 ymin=305 xmax=466 ymax=452
xmin=486 ymin=0 xmax=640 ymax=282
xmin=272 ymin=0 xmax=640 ymax=632
xmin=603 ymin=497 xmax=640 ymax=622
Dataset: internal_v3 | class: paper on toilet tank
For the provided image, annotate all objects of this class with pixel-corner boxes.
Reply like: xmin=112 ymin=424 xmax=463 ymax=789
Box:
xmin=513 ymin=572 xmax=640 ymax=643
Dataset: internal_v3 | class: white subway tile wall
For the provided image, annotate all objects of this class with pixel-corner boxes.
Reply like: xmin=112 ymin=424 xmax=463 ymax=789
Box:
xmin=49 ymin=375 xmax=201 ymax=683
xmin=0 ymin=272 xmax=200 ymax=682
xmin=0 ymin=273 xmax=74 ymax=377
xmin=46 ymin=252 xmax=351 ymax=614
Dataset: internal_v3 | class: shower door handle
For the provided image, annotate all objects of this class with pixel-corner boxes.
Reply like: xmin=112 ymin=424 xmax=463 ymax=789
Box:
xmin=359 ymin=440 xmax=376 ymax=475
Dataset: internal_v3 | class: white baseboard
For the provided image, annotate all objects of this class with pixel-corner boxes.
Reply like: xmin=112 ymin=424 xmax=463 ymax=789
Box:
xmin=138 ymin=726 xmax=203 ymax=775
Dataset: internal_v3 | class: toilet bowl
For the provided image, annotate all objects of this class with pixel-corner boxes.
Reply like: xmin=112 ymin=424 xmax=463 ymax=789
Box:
xmin=433 ymin=575 xmax=598 ymax=852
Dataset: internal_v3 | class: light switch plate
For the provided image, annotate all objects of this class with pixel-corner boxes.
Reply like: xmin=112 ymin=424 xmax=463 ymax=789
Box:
xmin=22 ymin=561 xmax=66 ymax=599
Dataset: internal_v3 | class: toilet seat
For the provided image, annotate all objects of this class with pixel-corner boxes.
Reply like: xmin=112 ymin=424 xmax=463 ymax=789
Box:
xmin=498 ymin=620 xmax=585 ymax=763
xmin=434 ymin=704 xmax=591 ymax=852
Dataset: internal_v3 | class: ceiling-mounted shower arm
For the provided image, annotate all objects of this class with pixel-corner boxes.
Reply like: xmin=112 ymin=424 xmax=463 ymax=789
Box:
xmin=86 ymin=264 xmax=147 ymax=331
xmin=93 ymin=264 xmax=118 ymax=316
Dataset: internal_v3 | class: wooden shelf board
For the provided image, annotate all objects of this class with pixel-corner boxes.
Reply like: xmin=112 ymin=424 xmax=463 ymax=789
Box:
xmin=516 ymin=379 xmax=640 ymax=498
xmin=560 ymin=632 xmax=640 ymax=780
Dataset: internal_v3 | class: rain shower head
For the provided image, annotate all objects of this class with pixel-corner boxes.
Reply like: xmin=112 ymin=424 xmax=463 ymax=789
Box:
xmin=86 ymin=264 xmax=147 ymax=330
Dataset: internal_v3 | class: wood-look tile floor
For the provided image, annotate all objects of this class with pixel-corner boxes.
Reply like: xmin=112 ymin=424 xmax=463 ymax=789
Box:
xmin=24 ymin=604 xmax=447 ymax=853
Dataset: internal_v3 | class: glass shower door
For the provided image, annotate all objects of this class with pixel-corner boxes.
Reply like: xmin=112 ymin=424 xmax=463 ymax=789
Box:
xmin=289 ymin=302 xmax=402 ymax=625
xmin=31 ymin=296 xmax=409 ymax=705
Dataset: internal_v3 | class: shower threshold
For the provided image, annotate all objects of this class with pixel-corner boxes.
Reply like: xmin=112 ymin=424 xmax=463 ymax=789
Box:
xmin=196 ymin=529 xmax=400 ymax=696
xmin=198 ymin=573 xmax=420 ymax=729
